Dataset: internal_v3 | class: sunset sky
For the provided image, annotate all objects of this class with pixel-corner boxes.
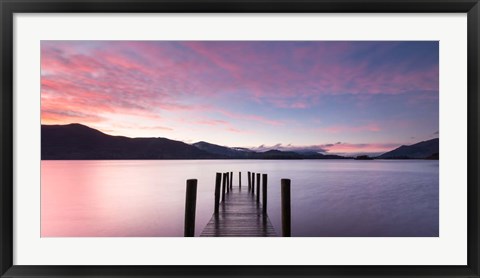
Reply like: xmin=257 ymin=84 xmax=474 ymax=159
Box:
xmin=41 ymin=41 xmax=439 ymax=155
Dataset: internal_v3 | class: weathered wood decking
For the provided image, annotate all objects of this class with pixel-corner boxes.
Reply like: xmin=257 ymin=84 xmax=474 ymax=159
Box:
xmin=200 ymin=186 xmax=277 ymax=237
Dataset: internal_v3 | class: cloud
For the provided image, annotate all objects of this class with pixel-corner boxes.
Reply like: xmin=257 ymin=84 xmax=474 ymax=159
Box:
xmin=41 ymin=109 xmax=104 ymax=124
xmin=251 ymin=143 xmax=328 ymax=153
xmin=138 ymin=126 xmax=173 ymax=131
xmin=105 ymin=127 xmax=174 ymax=137
xmin=40 ymin=41 xmax=438 ymax=138
xmin=227 ymin=128 xmax=243 ymax=133
xmin=195 ymin=119 xmax=229 ymax=126
xmin=321 ymin=142 xmax=401 ymax=154
xmin=250 ymin=141 xmax=401 ymax=155
xmin=179 ymin=117 xmax=250 ymax=135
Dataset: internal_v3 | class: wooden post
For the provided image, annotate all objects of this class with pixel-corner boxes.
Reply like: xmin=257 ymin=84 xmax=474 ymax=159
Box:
xmin=256 ymin=173 xmax=260 ymax=202
xmin=239 ymin=172 xmax=242 ymax=188
xmin=230 ymin=171 xmax=233 ymax=189
xmin=222 ymin=173 xmax=227 ymax=201
xmin=281 ymin=179 xmax=291 ymax=237
xmin=214 ymin=173 xmax=221 ymax=214
xmin=262 ymin=174 xmax=267 ymax=214
xmin=251 ymin=172 xmax=255 ymax=194
xmin=184 ymin=179 xmax=197 ymax=237
xmin=248 ymin=171 xmax=251 ymax=191
xmin=226 ymin=172 xmax=230 ymax=193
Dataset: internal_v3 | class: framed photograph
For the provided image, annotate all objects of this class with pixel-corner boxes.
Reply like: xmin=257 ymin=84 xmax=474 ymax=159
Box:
xmin=1 ymin=0 xmax=479 ymax=277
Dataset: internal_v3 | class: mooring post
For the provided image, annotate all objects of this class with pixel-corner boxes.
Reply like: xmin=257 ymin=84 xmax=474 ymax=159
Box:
xmin=251 ymin=172 xmax=255 ymax=194
xmin=262 ymin=174 xmax=268 ymax=214
xmin=281 ymin=179 xmax=291 ymax=237
xmin=214 ymin=173 xmax=221 ymax=214
xmin=222 ymin=173 xmax=227 ymax=201
xmin=256 ymin=173 xmax=261 ymax=202
xmin=184 ymin=179 xmax=198 ymax=237
xmin=230 ymin=171 xmax=233 ymax=189
xmin=226 ymin=172 xmax=230 ymax=193
xmin=239 ymin=172 xmax=242 ymax=188
xmin=248 ymin=171 xmax=251 ymax=191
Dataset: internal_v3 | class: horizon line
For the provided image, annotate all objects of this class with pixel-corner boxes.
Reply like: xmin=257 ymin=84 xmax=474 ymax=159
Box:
xmin=41 ymin=122 xmax=439 ymax=156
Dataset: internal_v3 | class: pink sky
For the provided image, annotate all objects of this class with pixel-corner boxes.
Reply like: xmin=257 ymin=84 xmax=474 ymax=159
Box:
xmin=41 ymin=41 xmax=439 ymax=155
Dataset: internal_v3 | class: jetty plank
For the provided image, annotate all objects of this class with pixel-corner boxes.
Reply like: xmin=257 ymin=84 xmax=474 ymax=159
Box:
xmin=200 ymin=187 xmax=277 ymax=237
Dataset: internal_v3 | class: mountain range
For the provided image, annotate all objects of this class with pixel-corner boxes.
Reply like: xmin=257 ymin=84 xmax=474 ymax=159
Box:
xmin=377 ymin=138 xmax=439 ymax=159
xmin=41 ymin=124 xmax=216 ymax=160
xmin=41 ymin=123 xmax=439 ymax=160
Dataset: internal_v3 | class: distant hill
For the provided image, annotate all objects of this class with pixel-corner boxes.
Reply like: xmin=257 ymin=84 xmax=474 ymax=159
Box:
xmin=190 ymin=142 xmax=346 ymax=159
xmin=377 ymin=138 xmax=439 ymax=159
xmin=43 ymin=123 xmax=437 ymax=160
xmin=256 ymin=149 xmax=304 ymax=159
xmin=42 ymin=124 xmax=352 ymax=160
xmin=192 ymin=141 xmax=250 ymax=158
xmin=41 ymin=124 xmax=216 ymax=160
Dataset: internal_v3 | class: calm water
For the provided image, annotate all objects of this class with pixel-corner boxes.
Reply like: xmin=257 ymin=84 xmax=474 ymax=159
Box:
xmin=41 ymin=160 xmax=438 ymax=237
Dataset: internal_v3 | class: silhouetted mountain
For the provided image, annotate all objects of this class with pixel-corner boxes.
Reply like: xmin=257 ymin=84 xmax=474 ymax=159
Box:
xmin=354 ymin=155 xmax=374 ymax=160
xmin=232 ymin=147 xmax=255 ymax=153
xmin=41 ymin=123 xmax=365 ymax=160
xmin=255 ymin=150 xmax=304 ymax=159
xmin=41 ymin=124 xmax=216 ymax=160
xmin=377 ymin=138 xmax=439 ymax=159
xmin=190 ymin=142 xmax=347 ymax=159
xmin=192 ymin=141 xmax=250 ymax=158
xmin=425 ymin=153 xmax=439 ymax=160
xmin=302 ymin=152 xmax=347 ymax=159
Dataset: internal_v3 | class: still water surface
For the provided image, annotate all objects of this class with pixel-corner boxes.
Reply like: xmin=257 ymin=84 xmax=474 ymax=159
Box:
xmin=41 ymin=160 xmax=438 ymax=237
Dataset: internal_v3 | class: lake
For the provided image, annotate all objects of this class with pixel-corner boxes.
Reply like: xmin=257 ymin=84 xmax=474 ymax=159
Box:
xmin=41 ymin=159 xmax=439 ymax=237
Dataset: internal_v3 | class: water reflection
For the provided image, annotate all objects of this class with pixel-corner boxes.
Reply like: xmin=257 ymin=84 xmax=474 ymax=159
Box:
xmin=41 ymin=160 xmax=438 ymax=237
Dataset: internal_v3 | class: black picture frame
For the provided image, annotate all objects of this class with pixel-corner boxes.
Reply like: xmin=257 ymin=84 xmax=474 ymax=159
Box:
xmin=1 ymin=0 xmax=479 ymax=277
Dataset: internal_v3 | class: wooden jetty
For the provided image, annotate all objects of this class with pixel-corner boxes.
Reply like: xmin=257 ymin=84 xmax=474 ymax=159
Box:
xmin=200 ymin=186 xmax=276 ymax=237
xmin=184 ymin=172 xmax=291 ymax=237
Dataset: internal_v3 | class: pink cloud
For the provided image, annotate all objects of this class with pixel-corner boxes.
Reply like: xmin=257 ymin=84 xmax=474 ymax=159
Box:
xmin=137 ymin=125 xmax=173 ymax=131
xmin=249 ymin=141 xmax=401 ymax=155
xmin=178 ymin=117 xmax=250 ymax=134
xmin=322 ymin=142 xmax=400 ymax=154
xmin=227 ymin=127 xmax=243 ymax=133
xmin=195 ymin=119 xmax=229 ymax=126
xmin=41 ymin=109 xmax=104 ymax=125
xmin=183 ymin=42 xmax=244 ymax=80
xmin=251 ymin=143 xmax=327 ymax=153
xmin=268 ymin=98 xmax=313 ymax=109
xmin=40 ymin=41 xmax=437 ymax=140
xmin=97 ymin=124 xmax=174 ymax=137
xmin=42 ymin=42 xmax=438 ymax=114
